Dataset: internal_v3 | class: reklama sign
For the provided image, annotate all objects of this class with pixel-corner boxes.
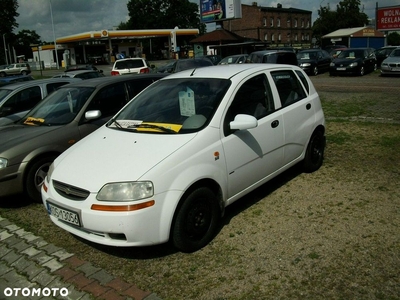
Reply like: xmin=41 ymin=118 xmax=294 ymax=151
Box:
xmin=377 ymin=6 xmax=400 ymax=30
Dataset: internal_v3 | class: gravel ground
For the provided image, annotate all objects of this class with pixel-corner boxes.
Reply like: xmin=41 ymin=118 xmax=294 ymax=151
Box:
xmin=0 ymin=70 xmax=399 ymax=300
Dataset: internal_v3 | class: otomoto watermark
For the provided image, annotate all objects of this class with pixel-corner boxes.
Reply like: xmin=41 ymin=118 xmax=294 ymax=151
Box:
xmin=3 ymin=287 xmax=69 ymax=297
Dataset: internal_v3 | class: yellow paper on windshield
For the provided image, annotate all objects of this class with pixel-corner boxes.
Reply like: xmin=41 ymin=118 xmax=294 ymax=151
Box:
xmin=24 ymin=117 xmax=45 ymax=125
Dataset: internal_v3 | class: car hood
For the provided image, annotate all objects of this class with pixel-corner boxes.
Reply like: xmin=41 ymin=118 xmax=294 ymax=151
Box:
xmin=0 ymin=124 xmax=61 ymax=152
xmin=333 ymin=57 xmax=362 ymax=65
xmin=52 ymin=126 xmax=196 ymax=192
xmin=382 ymin=57 xmax=400 ymax=64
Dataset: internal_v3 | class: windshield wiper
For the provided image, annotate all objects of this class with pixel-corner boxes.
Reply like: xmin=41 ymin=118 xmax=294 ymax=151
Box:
xmin=127 ymin=123 xmax=177 ymax=133
xmin=109 ymin=118 xmax=123 ymax=129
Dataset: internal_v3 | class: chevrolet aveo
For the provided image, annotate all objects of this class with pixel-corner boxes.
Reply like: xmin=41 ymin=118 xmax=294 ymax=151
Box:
xmin=42 ymin=64 xmax=326 ymax=253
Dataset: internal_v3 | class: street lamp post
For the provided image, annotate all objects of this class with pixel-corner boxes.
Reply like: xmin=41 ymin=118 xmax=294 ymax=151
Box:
xmin=2 ymin=34 xmax=9 ymax=65
xmin=50 ymin=0 xmax=59 ymax=69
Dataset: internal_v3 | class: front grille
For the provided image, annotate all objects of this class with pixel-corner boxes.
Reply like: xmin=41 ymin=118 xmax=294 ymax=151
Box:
xmin=53 ymin=180 xmax=90 ymax=200
xmin=389 ymin=63 xmax=400 ymax=68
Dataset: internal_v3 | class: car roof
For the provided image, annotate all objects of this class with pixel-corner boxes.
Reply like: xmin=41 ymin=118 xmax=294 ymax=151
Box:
xmin=56 ymin=73 xmax=169 ymax=89
xmin=114 ymin=58 xmax=144 ymax=62
xmin=60 ymin=69 xmax=99 ymax=75
xmin=251 ymin=50 xmax=294 ymax=55
xmin=0 ymin=78 xmax=81 ymax=90
xmin=162 ymin=64 xmax=300 ymax=80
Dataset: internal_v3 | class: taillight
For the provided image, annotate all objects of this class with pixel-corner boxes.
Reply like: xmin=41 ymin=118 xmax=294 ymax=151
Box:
xmin=140 ymin=68 xmax=150 ymax=74
xmin=111 ymin=71 xmax=120 ymax=76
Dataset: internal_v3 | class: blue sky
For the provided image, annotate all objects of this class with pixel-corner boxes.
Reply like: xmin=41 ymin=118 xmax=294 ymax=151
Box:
xmin=15 ymin=0 xmax=397 ymax=42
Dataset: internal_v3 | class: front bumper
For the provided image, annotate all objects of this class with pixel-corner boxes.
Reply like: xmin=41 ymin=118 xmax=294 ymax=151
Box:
xmin=42 ymin=181 xmax=181 ymax=247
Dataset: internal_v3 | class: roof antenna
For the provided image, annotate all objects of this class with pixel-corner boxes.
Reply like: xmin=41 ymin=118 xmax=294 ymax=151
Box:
xmin=190 ymin=69 xmax=196 ymax=76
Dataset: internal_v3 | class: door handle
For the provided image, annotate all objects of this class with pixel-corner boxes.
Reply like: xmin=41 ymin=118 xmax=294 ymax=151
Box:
xmin=306 ymin=103 xmax=311 ymax=110
xmin=271 ymin=120 xmax=279 ymax=128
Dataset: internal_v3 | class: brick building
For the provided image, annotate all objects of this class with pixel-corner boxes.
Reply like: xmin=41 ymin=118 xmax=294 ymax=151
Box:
xmin=222 ymin=3 xmax=313 ymax=49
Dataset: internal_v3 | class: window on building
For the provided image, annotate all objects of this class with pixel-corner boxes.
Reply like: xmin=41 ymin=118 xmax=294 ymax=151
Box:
xmin=271 ymin=33 xmax=275 ymax=41
xmin=306 ymin=20 xmax=310 ymax=28
xmin=278 ymin=33 xmax=281 ymax=42
xmin=295 ymin=33 xmax=298 ymax=41
xmin=270 ymin=17 xmax=274 ymax=27
xmin=263 ymin=17 xmax=267 ymax=27
xmin=301 ymin=19 xmax=304 ymax=27
xmin=287 ymin=19 xmax=291 ymax=27
xmin=294 ymin=18 xmax=298 ymax=27
xmin=277 ymin=17 xmax=281 ymax=27
xmin=264 ymin=34 xmax=268 ymax=41
xmin=302 ymin=33 xmax=305 ymax=41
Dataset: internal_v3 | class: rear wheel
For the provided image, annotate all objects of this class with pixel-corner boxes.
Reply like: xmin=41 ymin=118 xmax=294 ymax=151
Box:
xmin=171 ymin=187 xmax=220 ymax=253
xmin=25 ymin=155 xmax=57 ymax=203
xmin=303 ymin=130 xmax=325 ymax=173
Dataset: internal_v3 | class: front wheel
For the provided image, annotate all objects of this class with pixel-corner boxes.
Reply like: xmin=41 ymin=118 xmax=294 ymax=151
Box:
xmin=171 ymin=187 xmax=220 ymax=253
xmin=312 ymin=66 xmax=318 ymax=76
xmin=25 ymin=155 xmax=57 ymax=203
xmin=21 ymin=71 xmax=27 ymax=75
xmin=303 ymin=130 xmax=325 ymax=173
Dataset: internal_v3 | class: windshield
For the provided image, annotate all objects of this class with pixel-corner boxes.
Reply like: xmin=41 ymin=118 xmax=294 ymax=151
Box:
xmin=20 ymin=86 xmax=94 ymax=126
xmin=108 ymin=78 xmax=231 ymax=133
xmin=297 ymin=51 xmax=317 ymax=60
xmin=338 ymin=50 xmax=364 ymax=59
xmin=390 ymin=49 xmax=400 ymax=57
xmin=0 ymin=89 xmax=12 ymax=102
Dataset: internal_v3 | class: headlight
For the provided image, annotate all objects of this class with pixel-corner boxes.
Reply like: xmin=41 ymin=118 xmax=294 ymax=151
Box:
xmin=97 ymin=181 xmax=154 ymax=201
xmin=46 ymin=163 xmax=54 ymax=184
xmin=300 ymin=63 xmax=311 ymax=67
xmin=349 ymin=62 xmax=358 ymax=67
xmin=0 ymin=158 xmax=8 ymax=169
xmin=330 ymin=62 xmax=335 ymax=67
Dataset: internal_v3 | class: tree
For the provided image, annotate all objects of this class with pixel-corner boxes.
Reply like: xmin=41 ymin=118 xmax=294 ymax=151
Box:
xmin=0 ymin=0 xmax=19 ymax=64
xmin=312 ymin=0 xmax=369 ymax=46
xmin=387 ymin=32 xmax=400 ymax=46
xmin=119 ymin=0 xmax=205 ymax=59
xmin=14 ymin=29 xmax=42 ymax=60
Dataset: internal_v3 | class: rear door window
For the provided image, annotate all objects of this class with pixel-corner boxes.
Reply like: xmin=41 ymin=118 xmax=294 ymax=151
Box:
xmin=271 ymin=70 xmax=307 ymax=107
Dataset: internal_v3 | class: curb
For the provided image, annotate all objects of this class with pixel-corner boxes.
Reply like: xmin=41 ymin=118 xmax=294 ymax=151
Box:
xmin=0 ymin=216 xmax=162 ymax=300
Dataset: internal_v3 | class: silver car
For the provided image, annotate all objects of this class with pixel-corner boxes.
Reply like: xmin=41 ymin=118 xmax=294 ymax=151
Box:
xmin=0 ymin=73 xmax=167 ymax=202
xmin=380 ymin=47 xmax=400 ymax=76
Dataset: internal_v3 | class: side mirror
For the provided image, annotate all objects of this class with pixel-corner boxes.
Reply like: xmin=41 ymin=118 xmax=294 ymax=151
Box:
xmin=85 ymin=110 xmax=102 ymax=120
xmin=230 ymin=114 xmax=258 ymax=130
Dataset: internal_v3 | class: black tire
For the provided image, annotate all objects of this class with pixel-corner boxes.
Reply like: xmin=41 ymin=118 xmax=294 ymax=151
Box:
xmin=0 ymin=72 xmax=5 ymax=77
xmin=21 ymin=71 xmax=27 ymax=75
xmin=303 ymin=130 xmax=325 ymax=173
xmin=312 ymin=66 xmax=318 ymax=76
xmin=171 ymin=187 xmax=220 ymax=253
xmin=25 ymin=155 xmax=57 ymax=203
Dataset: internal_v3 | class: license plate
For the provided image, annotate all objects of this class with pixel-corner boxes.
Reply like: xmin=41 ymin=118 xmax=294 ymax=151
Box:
xmin=392 ymin=68 xmax=400 ymax=71
xmin=337 ymin=67 xmax=346 ymax=71
xmin=47 ymin=201 xmax=81 ymax=227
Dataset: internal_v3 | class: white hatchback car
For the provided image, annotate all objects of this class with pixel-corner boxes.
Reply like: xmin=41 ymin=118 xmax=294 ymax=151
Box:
xmin=42 ymin=64 xmax=326 ymax=252
xmin=111 ymin=58 xmax=151 ymax=76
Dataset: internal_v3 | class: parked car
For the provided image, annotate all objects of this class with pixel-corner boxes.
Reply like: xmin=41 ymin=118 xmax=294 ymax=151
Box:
xmin=156 ymin=60 xmax=176 ymax=73
xmin=165 ymin=57 xmax=214 ymax=73
xmin=297 ymin=49 xmax=332 ymax=76
xmin=380 ymin=47 xmax=400 ymax=76
xmin=0 ymin=75 xmax=34 ymax=87
xmin=53 ymin=70 xmax=105 ymax=80
xmin=65 ymin=64 xmax=103 ymax=74
xmin=0 ymin=78 xmax=81 ymax=126
xmin=329 ymin=48 xmax=377 ymax=76
xmin=247 ymin=50 xmax=298 ymax=66
xmin=374 ymin=46 xmax=398 ymax=68
xmin=0 ymin=63 xmax=31 ymax=77
xmin=330 ymin=48 xmax=347 ymax=59
xmin=0 ymin=73 xmax=167 ymax=202
xmin=42 ymin=64 xmax=326 ymax=253
xmin=199 ymin=55 xmax=222 ymax=65
xmin=218 ymin=54 xmax=249 ymax=65
xmin=111 ymin=58 xmax=153 ymax=76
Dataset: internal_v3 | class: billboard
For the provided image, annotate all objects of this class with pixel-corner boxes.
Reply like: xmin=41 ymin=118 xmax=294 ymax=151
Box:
xmin=377 ymin=6 xmax=400 ymax=31
xmin=200 ymin=0 xmax=242 ymax=23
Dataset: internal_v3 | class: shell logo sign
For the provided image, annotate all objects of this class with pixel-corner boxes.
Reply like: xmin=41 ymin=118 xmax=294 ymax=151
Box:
xmin=101 ymin=30 xmax=108 ymax=37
